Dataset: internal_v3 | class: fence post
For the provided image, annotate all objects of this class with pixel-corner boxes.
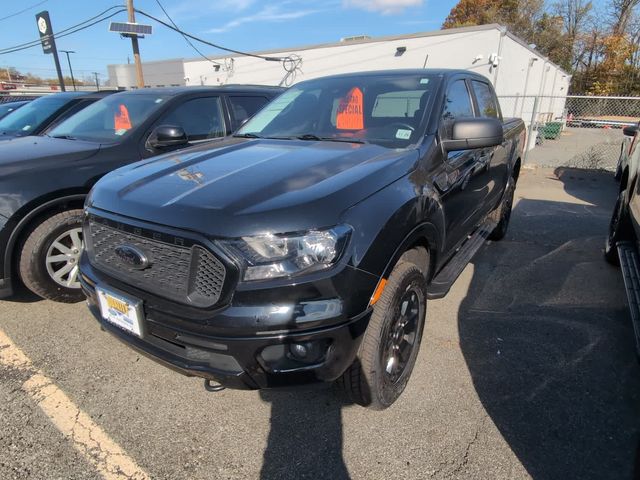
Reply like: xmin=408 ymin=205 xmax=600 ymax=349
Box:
xmin=523 ymin=96 xmax=540 ymax=165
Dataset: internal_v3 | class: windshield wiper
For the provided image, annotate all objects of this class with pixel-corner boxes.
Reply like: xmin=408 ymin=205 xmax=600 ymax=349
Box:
xmin=296 ymin=134 xmax=367 ymax=144
xmin=233 ymin=133 xmax=262 ymax=138
xmin=50 ymin=134 xmax=77 ymax=140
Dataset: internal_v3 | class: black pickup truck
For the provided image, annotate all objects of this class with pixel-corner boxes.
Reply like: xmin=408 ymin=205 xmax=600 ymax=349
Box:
xmin=0 ymin=85 xmax=282 ymax=303
xmin=80 ymin=70 xmax=525 ymax=409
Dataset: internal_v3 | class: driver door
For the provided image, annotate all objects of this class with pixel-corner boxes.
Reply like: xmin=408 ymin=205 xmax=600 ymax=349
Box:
xmin=437 ymin=78 xmax=493 ymax=254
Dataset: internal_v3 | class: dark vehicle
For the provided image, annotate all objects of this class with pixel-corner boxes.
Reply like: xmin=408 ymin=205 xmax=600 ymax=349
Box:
xmin=605 ymin=123 xmax=640 ymax=358
xmin=0 ymin=100 xmax=30 ymax=120
xmin=0 ymin=85 xmax=283 ymax=303
xmin=615 ymin=122 xmax=639 ymax=181
xmin=0 ymin=91 xmax=114 ymax=141
xmin=81 ymin=70 xmax=525 ymax=409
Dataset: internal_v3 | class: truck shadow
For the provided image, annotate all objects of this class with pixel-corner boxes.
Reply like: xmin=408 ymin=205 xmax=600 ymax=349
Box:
xmin=457 ymin=169 xmax=640 ymax=479
xmin=1 ymin=286 xmax=42 ymax=304
xmin=259 ymin=386 xmax=351 ymax=480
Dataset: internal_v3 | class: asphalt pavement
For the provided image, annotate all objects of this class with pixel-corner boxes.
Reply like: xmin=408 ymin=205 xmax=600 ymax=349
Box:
xmin=1 ymin=167 xmax=639 ymax=480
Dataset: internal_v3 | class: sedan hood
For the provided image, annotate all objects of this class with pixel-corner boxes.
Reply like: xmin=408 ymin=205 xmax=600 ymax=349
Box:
xmin=89 ymin=138 xmax=419 ymax=237
xmin=0 ymin=132 xmax=18 ymax=141
xmin=0 ymin=136 xmax=101 ymax=174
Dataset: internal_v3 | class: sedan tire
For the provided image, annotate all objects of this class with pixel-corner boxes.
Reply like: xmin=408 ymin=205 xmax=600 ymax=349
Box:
xmin=19 ymin=209 xmax=85 ymax=302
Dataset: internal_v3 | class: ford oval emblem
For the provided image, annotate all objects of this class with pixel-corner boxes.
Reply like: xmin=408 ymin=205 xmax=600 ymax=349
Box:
xmin=114 ymin=245 xmax=150 ymax=270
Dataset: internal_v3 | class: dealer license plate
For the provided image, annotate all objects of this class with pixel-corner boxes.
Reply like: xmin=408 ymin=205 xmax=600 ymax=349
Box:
xmin=96 ymin=286 xmax=143 ymax=337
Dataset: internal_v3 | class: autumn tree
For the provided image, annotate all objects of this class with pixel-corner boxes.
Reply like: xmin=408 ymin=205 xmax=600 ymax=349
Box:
xmin=443 ymin=0 xmax=640 ymax=95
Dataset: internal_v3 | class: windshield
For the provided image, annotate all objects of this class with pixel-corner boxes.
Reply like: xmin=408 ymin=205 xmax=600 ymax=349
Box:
xmin=0 ymin=95 xmax=71 ymax=136
xmin=237 ymin=74 xmax=440 ymax=148
xmin=48 ymin=93 xmax=170 ymax=143
xmin=0 ymin=102 xmax=26 ymax=119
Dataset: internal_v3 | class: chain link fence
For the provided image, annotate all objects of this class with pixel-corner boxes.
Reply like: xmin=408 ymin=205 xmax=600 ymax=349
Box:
xmin=498 ymin=95 xmax=640 ymax=172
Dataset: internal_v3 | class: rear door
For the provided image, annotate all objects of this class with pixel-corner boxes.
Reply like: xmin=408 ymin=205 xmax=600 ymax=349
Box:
xmin=469 ymin=79 xmax=508 ymax=214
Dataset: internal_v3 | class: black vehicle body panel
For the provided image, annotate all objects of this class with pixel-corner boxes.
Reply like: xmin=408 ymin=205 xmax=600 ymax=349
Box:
xmin=81 ymin=69 xmax=526 ymax=389
xmin=0 ymin=86 xmax=283 ymax=297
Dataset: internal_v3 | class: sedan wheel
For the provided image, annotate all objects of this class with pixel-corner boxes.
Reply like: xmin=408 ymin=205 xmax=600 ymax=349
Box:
xmin=45 ymin=227 xmax=83 ymax=288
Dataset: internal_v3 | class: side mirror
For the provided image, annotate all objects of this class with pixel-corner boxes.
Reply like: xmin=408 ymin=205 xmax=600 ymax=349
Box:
xmin=147 ymin=125 xmax=188 ymax=149
xmin=623 ymin=125 xmax=639 ymax=137
xmin=442 ymin=118 xmax=504 ymax=152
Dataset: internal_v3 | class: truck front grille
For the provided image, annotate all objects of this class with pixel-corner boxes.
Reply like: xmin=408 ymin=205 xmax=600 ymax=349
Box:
xmin=86 ymin=219 xmax=226 ymax=307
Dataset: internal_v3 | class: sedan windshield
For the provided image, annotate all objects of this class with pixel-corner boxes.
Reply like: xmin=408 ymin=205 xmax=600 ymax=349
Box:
xmin=0 ymin=101 xmax=27 ymax=120
xmin=0 ymin=95 xmax=71 ymax=136
xmin=49 ymin=93 xmax=170 ymax=143
xmin=237 ymin=74 xmax=440 ymax=148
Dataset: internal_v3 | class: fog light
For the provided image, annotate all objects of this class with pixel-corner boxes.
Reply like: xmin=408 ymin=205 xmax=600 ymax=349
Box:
xmin=290 ymin=343 xmax=309 ymax=359
xmin=288 ymin=341 xmax=329 ymax=364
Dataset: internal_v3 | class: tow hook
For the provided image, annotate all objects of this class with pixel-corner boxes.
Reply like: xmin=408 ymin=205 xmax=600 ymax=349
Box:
xmin=204 ymin=379 xmax=226 ymax=392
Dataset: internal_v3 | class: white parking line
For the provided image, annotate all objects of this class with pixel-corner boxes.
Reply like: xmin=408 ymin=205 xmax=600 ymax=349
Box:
xmin=0 ymin=328 xmax=150 ymax=480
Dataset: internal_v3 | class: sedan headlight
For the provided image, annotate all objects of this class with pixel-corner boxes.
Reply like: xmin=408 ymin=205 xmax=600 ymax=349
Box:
xmin=221 ymin=225 xmax=351 ymax=281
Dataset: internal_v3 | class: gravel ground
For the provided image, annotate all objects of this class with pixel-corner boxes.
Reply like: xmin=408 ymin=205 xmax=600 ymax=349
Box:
xmin=526 ymin=127 xmax=623 ymax=172
xmin=0 ymin=167 xmax=638 ymax=480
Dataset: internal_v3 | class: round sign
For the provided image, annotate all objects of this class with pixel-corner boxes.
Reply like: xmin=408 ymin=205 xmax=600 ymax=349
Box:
xmin=38 ymin=17 xmax=47 ymax=34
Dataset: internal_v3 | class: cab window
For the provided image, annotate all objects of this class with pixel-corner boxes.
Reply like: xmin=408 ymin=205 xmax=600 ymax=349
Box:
xmin=229 ymin=96 xmax=270 ymax=130
xmin=471 ymin=81 xmax=500 ymax=119
xmin=441 ymin=80 xmax=474 ymax=138
xmin=160 ymin=97 xmax=225 ymax=141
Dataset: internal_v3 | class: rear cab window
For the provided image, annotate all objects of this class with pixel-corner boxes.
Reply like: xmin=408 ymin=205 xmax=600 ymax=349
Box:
xmin=471 ymin=80 xmax=501 ymax=120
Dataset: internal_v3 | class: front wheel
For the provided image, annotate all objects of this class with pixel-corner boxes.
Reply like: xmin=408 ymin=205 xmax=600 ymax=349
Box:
xmin=18 ymin=209 xmax=85 ymax=303
xmin=338 ymin=261 xmax=427 ymax=410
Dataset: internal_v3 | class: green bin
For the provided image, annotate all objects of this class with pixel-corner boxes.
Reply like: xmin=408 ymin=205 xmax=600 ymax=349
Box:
xmin=541 ymin=122 xmax=562 ymax=140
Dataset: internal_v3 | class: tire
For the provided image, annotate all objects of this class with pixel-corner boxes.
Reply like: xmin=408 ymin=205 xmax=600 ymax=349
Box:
xmin=339 ymin=261 xmax=427 ymax=410
xmin=19 ymin=209 xmax=85 ymax=303
xmin=605 ymin=189 xmax=632 ymax=265
xmin=489 ymin=177 xmax=516 ymax=241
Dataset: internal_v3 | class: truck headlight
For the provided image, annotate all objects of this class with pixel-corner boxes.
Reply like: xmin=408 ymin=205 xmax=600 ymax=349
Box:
xmin=222 ymin=226 xmax=351 ymax=281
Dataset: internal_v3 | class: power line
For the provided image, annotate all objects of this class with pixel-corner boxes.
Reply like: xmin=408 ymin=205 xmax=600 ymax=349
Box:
xmin=0 ymin=6 xmax=125 ymax=55
xmin=152 ymin=0 xmax=220 ymax=66
xmin=0 ymin=0 xmax=48 ymax=23
xmin=134 ymin=9 xmax=287 ymax=62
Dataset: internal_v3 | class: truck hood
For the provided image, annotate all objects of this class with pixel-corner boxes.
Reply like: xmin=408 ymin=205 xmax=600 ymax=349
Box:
xmin=0 ymin=136 xmax=101 ymax=174
xmin=89 ymin=138 xmax=419 ymax=237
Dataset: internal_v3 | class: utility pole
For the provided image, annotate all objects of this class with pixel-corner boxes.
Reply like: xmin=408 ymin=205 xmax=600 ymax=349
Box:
xmin=60 ymin=50 xmax=76 ymax=91
xmin=126 ymin=0 xmax=144 ymax=88
xmin=92 ymin=72 xmax=100 ymax=90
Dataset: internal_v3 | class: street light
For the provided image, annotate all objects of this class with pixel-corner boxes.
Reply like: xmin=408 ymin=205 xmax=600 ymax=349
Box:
xmin=59 ymin=50 xmax=76 ymax=91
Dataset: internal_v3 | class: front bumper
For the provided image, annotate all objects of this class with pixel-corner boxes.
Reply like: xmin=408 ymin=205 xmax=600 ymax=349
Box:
xmin=80 ymin=258 xmax=375 ymax=390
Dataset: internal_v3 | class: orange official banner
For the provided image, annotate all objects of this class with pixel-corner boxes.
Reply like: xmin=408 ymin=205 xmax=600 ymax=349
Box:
xmin=336 ymin=87 xmax=364 ymax=130
xmin=114 ymin=104 xmax=132 ymax=131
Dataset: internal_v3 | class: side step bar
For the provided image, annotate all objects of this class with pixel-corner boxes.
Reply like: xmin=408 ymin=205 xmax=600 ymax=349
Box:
xmin=427 ymin=219 xmax=497 ymax=300
xmin=616 ymin=241 xmax=640 ymax=359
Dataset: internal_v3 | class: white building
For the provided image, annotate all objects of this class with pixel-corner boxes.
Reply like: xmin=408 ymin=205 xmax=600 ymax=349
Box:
xmin=108 ymin=24 xmax=570 ymax=125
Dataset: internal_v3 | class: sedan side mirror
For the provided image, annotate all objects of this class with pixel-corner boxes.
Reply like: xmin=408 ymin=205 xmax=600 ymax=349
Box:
xmin=147 ymin=125 xmax=188 ymax=149
xmin=442 ymin=118 xmax=504 ymax=152
xmin=623 ymin=125 xmax=639 ymax=137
